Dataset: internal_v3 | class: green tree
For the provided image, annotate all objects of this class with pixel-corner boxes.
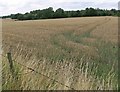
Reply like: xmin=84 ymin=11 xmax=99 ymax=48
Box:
xmin=85 ymin=8 xmax=98 ymax=16
xmin=54 ymin=8 xmax=67 ymax=18
xmin=4 ymin=7 xmax=119 ymax=20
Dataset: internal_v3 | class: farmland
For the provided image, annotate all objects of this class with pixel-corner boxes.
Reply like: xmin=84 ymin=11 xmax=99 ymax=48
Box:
xmin=2 ymin=17 xmax=118 ymax=90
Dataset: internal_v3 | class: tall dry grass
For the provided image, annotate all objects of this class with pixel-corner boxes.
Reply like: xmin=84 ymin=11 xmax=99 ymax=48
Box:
xmin=2 ymin=17 xmax=118 ymax=90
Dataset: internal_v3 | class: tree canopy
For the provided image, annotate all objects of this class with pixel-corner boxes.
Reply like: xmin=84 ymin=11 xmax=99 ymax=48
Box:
xmin=2 ymin=7 xmax=120 ymax=20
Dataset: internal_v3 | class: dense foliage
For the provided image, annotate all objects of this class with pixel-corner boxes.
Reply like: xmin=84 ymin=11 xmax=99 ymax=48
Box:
xmin=2 ymin=7 xmax=120 ymax=20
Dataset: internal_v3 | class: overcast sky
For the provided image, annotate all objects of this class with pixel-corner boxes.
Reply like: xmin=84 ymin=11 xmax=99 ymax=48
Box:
xmin=0 ymin=0 xmax=119 ymax=16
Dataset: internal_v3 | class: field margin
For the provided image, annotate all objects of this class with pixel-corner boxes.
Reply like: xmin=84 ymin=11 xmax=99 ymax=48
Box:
xmin=0 ymin=18 xmax=2 ymax=92
xmin=118 ymin=1 xmax=120 ymax=91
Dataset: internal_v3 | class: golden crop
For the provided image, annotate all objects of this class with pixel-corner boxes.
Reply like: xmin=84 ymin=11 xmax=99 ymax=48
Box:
xmin=2 ymin=17 xmax=118 ymax=90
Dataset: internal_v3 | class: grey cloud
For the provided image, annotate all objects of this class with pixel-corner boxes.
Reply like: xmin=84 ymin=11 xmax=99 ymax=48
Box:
xmin=95 ymin=2 xmax=118 ymax=9
xmin=57 ymin=2 xmax=94 ymax=10
xmin=0 ymin=3 xmax=9 ymax=15
xmin=55 ymin=1 xmax=118 ymax=10
xmin=0 ymin=1 xmax=119 ymax=16
xmin=0 ymin=3 xmax=7 ymax=8
xmin=16 ymin=0 xmax=52 ymax=13
xmin=119 ymin=1 xmax=120 ymax=10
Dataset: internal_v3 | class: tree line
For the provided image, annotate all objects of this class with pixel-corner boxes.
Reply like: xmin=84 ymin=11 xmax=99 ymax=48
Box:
xmin=2 ymin=7 xmax=120 ymax=20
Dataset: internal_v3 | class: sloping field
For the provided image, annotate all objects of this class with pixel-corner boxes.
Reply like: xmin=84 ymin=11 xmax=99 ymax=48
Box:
xmin=2 ymin=17 xmax=118 ymax=90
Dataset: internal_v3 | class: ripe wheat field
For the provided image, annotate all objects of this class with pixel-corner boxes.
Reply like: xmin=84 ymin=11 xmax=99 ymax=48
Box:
xmin=2 ymin=17 xmax=118 ymax=90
